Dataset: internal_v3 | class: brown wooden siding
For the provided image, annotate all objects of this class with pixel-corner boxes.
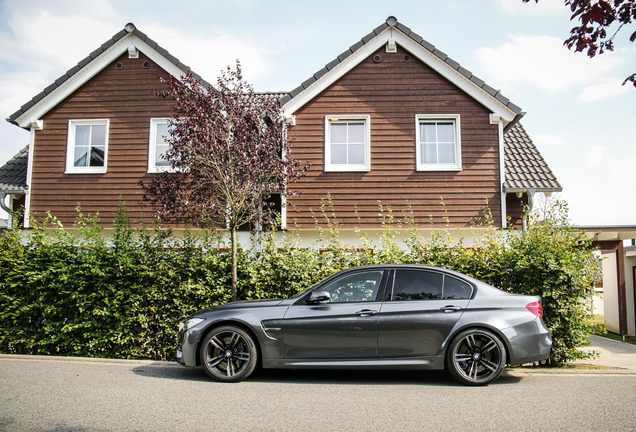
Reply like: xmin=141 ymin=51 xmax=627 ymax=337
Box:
xmin=288 ymin=44 xmax=502 ymax=229
xmin=30 ymin=52 xmax=173 ymax=226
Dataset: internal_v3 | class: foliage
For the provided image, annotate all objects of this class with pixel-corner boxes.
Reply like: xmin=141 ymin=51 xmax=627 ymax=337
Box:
xmin=524 ymin=0 xmax=636 ymax=87
xmin=0 ymin=198 xmax=600 ymax=365
xmin=141 ymin=61 xmax=310 ymax=301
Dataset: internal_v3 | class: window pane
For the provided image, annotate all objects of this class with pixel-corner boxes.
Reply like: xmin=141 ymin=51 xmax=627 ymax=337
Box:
xmin=156 ymin=123 xmax=169 ymax=144
xmin=438 ymin=143 xmax=455 ymax=164
xmin=89 ymin=146 xmax=105 ymax=167
xmin=393 ymin=270 xmax=443 ymax=300
xmin=155 ymin=144 xmax=170 ymax=166
xmin=74 ymin=146 xmax=89 ymax=167
xmin=91 ymin=125 xmax=106 ymax=146
xmin=422 ymin=143 xmax=437 ymax=163
xmin=330 ymin=123 xmax=347 ymax=144
xmin=323 ymin=271 xmax=384 ymax=303
xmin=348 ymin=143 xmax=365 ymax=165
xmin=437 ymin=123 xmax=454 ymax=143
xmin=443 ymin=277 xmax=472 ymax=299
xmin=75 ymin=126 xmax=90 ymax=147
xmin=420 ymin=123 xmax=437 ymax=143
xmin=331 ymin=143 xmax=347 ymax=164
xmin=348 ymin=123 xmax=365 ymax=143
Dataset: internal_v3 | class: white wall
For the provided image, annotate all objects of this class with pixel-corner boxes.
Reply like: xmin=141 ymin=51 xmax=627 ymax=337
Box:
xmin=602 ymin=252 xmax=620 ymax=334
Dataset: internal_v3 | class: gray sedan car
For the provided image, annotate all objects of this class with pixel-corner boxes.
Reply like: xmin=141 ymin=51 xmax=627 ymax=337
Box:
xmin=177 ymin=265 xmax=552 ymax=385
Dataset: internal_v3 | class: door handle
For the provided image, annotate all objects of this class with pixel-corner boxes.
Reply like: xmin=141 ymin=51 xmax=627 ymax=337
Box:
xmin=440 ymin=305 xmax=462 ymax=313
xmin=355 ymin=309 xmax=378 ymax=316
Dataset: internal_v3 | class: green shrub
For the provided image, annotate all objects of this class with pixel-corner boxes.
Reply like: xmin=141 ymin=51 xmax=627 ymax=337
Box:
xmin=0 ymin=199 xmax=599 ymax=365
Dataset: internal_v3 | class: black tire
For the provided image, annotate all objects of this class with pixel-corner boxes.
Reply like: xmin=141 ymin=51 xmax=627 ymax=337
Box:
xmin=200 ymin=325 xmax=258 ymax=382
xmin=446 ymin=328 xmax=506 ymax=386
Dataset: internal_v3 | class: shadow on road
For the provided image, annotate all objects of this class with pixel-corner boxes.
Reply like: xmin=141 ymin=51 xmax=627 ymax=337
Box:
xmin=131 ymin=364 xmax=522 ymax=386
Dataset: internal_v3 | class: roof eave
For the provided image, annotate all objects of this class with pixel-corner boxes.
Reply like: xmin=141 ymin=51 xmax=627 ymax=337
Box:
xmin=282 ymin=18 xmax=521 ymax=124
xmin=8 ymin=23 xmax=210 ymax=129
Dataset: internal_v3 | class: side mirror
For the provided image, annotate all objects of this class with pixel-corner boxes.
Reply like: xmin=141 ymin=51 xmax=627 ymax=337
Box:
xmin=306 ymin=289 xmax=331 ymax=304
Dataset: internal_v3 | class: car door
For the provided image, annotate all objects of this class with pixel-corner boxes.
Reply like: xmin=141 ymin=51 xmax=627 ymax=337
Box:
xmin=377 ymin=269 xmax=473 ymax=357
xmin=282 ymin=269 xmax=387 ymax=359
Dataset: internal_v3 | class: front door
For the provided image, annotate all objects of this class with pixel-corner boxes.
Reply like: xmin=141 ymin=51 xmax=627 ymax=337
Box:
xmin=282 ymin=269 xmax=386 ymax=359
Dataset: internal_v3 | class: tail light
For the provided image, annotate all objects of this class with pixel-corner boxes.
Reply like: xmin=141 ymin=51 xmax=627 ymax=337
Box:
xmin=526 ymin=301 xmax=543 ymax=318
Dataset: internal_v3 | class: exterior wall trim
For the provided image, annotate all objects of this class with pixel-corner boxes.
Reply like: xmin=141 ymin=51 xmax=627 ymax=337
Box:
xmin=12 ymin=34 xmax=186 ymax=129
xmin=282 ymin=28 xmax=518 ymax=124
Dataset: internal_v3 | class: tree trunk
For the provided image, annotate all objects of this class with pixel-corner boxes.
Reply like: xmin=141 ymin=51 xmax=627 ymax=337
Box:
xmin=231 ymin=227 xmax=238 ymax=302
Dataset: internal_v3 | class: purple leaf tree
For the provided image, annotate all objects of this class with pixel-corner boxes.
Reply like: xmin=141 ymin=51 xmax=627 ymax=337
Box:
xmin=141 ymin=62 xmax=310 ymax=301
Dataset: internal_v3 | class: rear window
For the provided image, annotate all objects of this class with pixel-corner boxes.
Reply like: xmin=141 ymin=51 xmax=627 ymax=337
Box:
xmin=391 ymin=270 xmax=473 ymax=301
xmin=443 ymin=276 xmax=472 ymax=299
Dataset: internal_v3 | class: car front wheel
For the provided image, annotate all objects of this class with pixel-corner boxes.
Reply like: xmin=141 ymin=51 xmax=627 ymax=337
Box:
xmin=200 ymin=325 xmax=257 ymax=382
xmin=446 ymin=328 xmax=506 ymax=386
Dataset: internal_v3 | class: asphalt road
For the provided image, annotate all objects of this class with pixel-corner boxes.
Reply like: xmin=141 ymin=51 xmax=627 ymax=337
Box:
xmin=1 ymin=358 xmax=635 ymax=432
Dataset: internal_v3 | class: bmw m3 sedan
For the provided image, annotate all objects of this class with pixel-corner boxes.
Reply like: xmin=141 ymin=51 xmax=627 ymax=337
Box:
xmin=177 ymin=265 xmax=552 ymax=385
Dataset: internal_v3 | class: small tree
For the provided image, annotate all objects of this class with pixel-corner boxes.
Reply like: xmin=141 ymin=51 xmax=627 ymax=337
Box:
xmin=141 ymin=62 xmax=310 ymax=301
xmin=524 ymin=0 xmax=636 ymax=87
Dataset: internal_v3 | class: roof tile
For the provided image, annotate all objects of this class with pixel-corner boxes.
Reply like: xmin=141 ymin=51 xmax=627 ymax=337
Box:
xmin=503 ymin=123 xmax=561 ymax=192
xmin=396 ymin=23 xmax=412 ymax=35
xmin=432 ymin=48 xmax=447 ymax=61
xmin=0 ymin=146 xmax=28 ymax=192
xmin=373 ymin=23 xmax=388 ymax=35
xmin=101 ymin=38 xmax=115 ymax=51
xmin=362 ymin=32 xmax=376 ymax=44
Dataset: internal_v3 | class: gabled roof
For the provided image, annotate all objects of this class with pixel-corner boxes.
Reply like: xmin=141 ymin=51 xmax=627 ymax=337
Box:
xmin=281 ymin=16 xmax=522 ymax=125
xmin=0 ymin=146 xmax=29 ymax=193
xmin=7 ymin=23 xmax=210 ymax=129
xmin=503 ymin=123 xmax=562 ymax=193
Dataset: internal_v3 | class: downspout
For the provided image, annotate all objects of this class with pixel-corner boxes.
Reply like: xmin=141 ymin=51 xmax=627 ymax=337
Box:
xmin=522 ymin=188 xmax=536 ymax=235
xmin=0 ymin=192 xmax=11 ymax=214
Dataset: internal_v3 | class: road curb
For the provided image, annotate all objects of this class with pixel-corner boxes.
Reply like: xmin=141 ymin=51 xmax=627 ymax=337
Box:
xmin=0 ymin=353 xmax=181 ymax=367
xmin=2 ymin=353 xmax=635 ymax=374
xmin=505 ymin=368 xmax=636 ymax=376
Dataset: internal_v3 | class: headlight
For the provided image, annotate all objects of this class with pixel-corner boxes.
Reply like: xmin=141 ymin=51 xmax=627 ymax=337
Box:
xmin=179 ymin=318 xmax=205 ymax=332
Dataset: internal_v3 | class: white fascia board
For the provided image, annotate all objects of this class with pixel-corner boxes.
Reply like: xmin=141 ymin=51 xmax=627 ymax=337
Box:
xmin=14 ymin=34 xmax=187 ymax=128
xmin=282 ymin=28 xmax=517 ymax=123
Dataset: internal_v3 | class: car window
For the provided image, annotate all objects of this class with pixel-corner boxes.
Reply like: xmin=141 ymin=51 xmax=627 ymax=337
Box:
xmin=321 ymin=270 xmax=384 ymax=303
xmin=443 ymin=276 xmax=473 ymax=299
xmin=393 ymin=270 xmax=443 ymax=300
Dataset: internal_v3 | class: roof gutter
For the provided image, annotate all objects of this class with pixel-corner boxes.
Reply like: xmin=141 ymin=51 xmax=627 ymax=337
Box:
xmin=503 ymin=111 xmax=526 ymax=134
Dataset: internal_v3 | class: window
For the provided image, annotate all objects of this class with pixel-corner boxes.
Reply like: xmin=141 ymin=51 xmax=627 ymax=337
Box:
xmin=325 ymin=115 xmax=370 ymax=172
xmin=65 ymin=119 xmax=109 ymax=174
xmin=321 ymin=270 xmax=384 ymax=303
xmin=391 ymin=269 xmax=473 ymax=301
xmin=415 ymin=114 xmax=461 ymax=171
xmin=393 ymin=270 xmax=443 ymax=300
xmin=148 ymin=118 xmax=170 ymax=173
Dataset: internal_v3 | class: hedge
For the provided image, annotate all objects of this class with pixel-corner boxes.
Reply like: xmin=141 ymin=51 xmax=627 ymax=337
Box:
xmin=0 ymin=199 xmax=600 ymax=365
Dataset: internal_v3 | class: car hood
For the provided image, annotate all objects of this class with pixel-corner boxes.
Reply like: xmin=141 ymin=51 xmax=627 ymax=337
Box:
xmin=195 ymin=298 xmax=286 ymax=315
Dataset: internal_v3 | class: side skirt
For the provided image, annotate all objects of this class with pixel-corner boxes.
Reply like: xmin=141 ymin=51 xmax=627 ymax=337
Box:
xmin=262 ymin=357 xmax=445 ymax=370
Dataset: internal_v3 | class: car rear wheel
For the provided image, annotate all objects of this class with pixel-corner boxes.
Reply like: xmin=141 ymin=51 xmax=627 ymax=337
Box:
xmin=446 ymin=328 xmax=506 ymax=386
xmin=200 ymin=325 xmax=257 ymax=382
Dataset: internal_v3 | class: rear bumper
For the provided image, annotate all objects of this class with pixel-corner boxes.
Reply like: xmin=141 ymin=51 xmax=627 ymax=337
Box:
xmin=503 ymin=320 xmax=552 ymax=365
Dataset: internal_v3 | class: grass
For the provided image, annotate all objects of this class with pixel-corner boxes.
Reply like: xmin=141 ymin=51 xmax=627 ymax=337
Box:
xmin=591 ymin=315 xmax=636 ymax=346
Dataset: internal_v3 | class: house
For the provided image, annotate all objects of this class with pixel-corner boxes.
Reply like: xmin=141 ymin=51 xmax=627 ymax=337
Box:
xmin=2 ymin=16 xmax=561 ymax=243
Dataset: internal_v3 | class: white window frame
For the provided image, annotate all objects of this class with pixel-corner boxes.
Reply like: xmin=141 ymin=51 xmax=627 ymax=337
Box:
xmin=65 ymin=119 xmax=109 ymax=174
xmin=148 ymin=118 xmax=171 ymax=173
xmin=415 ymin=114 xmax=462 ymax=171
xmin=324 ymin=115 xmax=371 ymax=172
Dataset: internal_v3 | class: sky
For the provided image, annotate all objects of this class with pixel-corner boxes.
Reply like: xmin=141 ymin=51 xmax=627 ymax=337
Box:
xmin=0 ymin=0 xmax=634 ymax=225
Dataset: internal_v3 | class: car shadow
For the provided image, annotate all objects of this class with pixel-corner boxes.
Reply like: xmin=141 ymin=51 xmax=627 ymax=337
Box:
xmin=132 ymin=364 xmax=522 ymax=386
